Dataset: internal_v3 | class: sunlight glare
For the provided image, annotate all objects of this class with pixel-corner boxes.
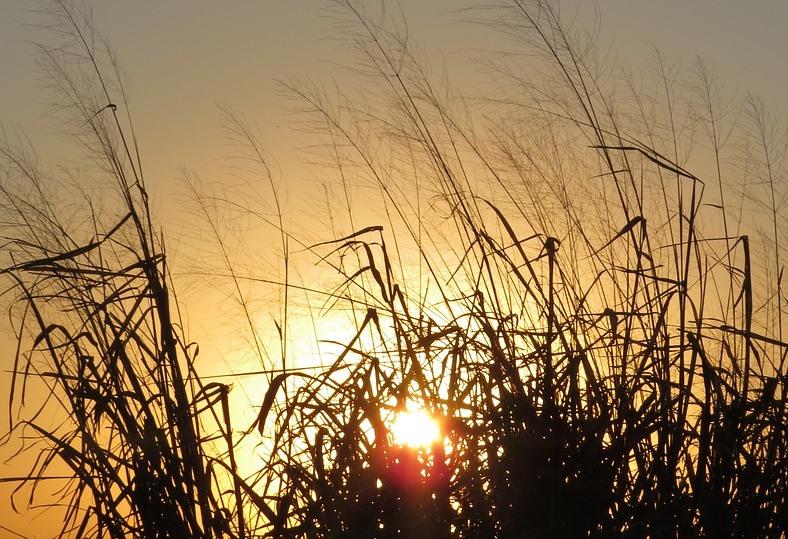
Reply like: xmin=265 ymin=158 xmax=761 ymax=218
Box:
xmin=390 ymin=406 xmax=441 ymax=449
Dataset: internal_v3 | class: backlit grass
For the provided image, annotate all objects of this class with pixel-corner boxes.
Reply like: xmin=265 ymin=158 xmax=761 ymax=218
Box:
xmin=1 ymin=0 xmax=785 ymax=537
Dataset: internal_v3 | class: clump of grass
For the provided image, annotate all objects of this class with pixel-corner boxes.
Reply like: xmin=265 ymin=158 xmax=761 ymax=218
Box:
xmin=244 ymin=2 xmax=785 ymax=536
xmin=2 ymin=0 xmax=786 ymax=538
xmin=1 ymin=1 xmax=244 ymax=536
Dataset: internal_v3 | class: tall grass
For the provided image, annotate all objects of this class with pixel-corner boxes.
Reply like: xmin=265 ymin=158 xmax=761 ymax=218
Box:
xmin=2 ymin=0 xmax=785 ymax=537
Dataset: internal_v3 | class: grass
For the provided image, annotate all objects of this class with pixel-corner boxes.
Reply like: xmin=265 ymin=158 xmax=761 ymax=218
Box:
xmin=1 ymin=0 xmax=785 ymax=537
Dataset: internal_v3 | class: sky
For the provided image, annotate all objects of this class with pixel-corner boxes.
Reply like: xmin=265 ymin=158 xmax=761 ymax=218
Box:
xmin=2 ymin=1 xmax=786 ymax=212
xmin=1 ymin=1 xmax=787 ymax=536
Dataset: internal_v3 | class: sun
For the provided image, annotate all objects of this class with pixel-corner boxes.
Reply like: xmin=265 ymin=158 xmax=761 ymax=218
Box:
xmin=389 ymin=405 xmax=441 ymax=449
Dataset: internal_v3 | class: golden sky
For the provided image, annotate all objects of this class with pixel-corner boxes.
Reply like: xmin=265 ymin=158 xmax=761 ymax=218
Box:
xmin=2 ymin=1 xmax=786 ymax=213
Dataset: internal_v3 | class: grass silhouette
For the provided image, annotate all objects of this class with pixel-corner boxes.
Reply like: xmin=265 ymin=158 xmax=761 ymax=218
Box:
xmin=1 ymin=0 xmax=785 ymax=537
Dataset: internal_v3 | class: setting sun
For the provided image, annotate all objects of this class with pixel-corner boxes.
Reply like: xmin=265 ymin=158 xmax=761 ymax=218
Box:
xmin=390 ymin=406 xmax=442 ymax=449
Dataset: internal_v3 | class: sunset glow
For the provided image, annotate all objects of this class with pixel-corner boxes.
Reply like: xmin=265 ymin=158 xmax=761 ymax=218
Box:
xmin=390 ymin=406 xmax=441 ymax=449
xmin=1 ymin=1 xmax=785 ymax=537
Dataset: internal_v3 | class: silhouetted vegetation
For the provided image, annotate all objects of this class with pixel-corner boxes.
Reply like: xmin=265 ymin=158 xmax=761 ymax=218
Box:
xmin=2 ymin=0 xmax=785 ymax=537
